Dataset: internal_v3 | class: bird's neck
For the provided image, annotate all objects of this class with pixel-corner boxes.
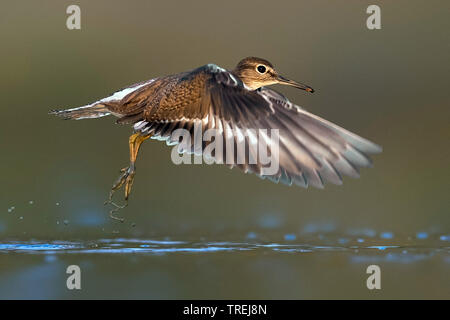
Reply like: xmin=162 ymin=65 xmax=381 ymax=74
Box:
xmin=231 ymin=70 xmax=260 ymax=91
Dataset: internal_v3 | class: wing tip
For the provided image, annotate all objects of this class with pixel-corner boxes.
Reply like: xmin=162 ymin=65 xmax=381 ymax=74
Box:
xmin=364 ymin=141 xmax=383 ymax=154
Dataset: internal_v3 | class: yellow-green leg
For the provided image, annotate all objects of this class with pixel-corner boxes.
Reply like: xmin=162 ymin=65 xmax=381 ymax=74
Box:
xmin=105 ymin=132 xmax=151 ymax=221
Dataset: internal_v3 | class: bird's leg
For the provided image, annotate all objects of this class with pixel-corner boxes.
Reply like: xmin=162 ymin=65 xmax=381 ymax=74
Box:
xmin=105 ymin=132 xmax=151 ymax=221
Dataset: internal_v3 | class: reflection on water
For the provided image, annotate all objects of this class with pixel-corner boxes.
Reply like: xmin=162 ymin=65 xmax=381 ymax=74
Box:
xmin=0 ymin=232 xmax=448 ymax=299
xmin=1 ymin=223 xmax=449 ymax=299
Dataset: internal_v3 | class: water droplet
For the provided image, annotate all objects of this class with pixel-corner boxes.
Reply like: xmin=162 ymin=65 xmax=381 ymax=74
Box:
xmin=284 ymin=233 xmax=297 ymax=241
xmin=246 ymin=232 xmax=257 ymax=240
xmin=357 ymin=238 xmax=365 ymax=243
xmin=380 ymin=232 xmax=394 ymax=239
xmin=416 ymin=232 xmax=428 ymax=239
xmin=56 ymin=202 xmax=60 ymax=206
xmin=440 ymin=235 xmax=450 ymax=242
xmin=29 ymin=201 xmax=34 ymax=205
xmin=63 ymin=219 xmax=69 ymax=226
xmin=19 ymin=216 xmax=23 ymax=220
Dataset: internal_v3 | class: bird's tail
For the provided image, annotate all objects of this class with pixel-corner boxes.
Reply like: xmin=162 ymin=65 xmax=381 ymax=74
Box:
xmin=49 ymin=102 xmax=111 ymax=120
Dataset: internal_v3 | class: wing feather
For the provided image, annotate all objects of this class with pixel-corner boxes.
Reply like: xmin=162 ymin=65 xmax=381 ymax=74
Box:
xmin=131 ymin=66 xmax=381 ymax=188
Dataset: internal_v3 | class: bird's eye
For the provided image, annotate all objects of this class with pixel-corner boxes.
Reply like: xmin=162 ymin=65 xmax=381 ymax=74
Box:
xmin=256 ymin=65 xmax=267 ymax=74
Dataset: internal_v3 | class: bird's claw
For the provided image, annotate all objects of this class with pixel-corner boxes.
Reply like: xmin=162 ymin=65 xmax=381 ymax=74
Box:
xmin=104 ymin=164 xmax=136 ymax=222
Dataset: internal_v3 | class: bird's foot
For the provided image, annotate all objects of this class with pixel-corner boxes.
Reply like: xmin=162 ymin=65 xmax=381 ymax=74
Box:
xmin=104 ymin=164 xmax=136 ymax=222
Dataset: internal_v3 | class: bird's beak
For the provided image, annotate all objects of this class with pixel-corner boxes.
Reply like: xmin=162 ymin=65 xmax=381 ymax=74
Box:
xmin=277 ymin=75 xmax=314 ymax=93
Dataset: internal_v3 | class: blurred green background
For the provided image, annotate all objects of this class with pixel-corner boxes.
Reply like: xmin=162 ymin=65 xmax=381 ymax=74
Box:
xmin=0 ymin=0 xmax=448 ymax=299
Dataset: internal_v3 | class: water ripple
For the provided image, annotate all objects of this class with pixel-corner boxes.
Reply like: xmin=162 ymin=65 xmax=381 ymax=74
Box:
xmin=0 ymin=238 xmax=448 ymax=264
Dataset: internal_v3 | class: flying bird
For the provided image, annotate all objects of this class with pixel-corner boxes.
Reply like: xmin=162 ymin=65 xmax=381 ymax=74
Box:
xmin=51 ymin=57 xmax=381 ymax=220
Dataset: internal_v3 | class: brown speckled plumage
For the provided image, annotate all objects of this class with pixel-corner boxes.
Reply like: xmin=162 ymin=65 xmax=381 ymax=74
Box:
xmin=51 ymin=57 xmax=381 ymax=217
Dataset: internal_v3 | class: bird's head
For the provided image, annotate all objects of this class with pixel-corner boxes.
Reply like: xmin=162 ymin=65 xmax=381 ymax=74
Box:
xmin=233 ymin=57 xmax=314 ymax=93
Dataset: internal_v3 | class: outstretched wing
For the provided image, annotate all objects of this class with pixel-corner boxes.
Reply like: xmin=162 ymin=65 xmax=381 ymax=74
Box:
xmin=134 ymin=65 xmax=382 ymax=188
